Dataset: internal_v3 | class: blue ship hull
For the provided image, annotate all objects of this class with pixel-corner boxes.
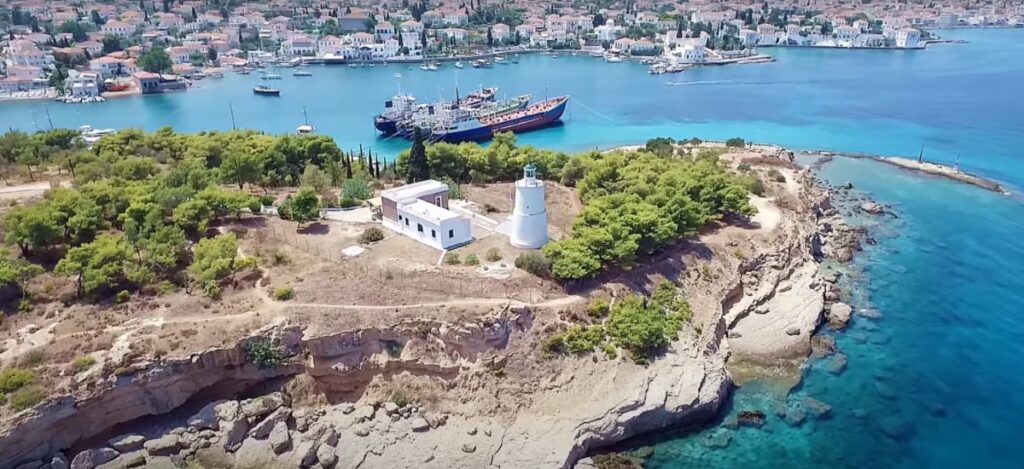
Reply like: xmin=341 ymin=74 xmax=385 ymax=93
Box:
xmin=374 ymin=116 xmax=399 ymax=135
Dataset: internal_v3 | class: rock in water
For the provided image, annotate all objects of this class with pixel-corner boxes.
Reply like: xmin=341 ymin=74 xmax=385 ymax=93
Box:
xmin=143 ymin=435 xmax=181 ymax=457
xmin=878 ymin=417 xmax=916 ymax=441
xmin=269 ymin=422 xmax=292 ymax=454
xmin=736 ymin=410 xmax=767 ymax=428
xmin=70 ymin=448 xmax=119 ymax=469
xmin=828 ymin=302 xmax=853 ymax=327
xmin=802 ymin=397 xmax=832 ymax=419
xmin=108 ymin=434 xmax=146 ymax=453
xmin=859 ymin=202 xmax=885 ymax=215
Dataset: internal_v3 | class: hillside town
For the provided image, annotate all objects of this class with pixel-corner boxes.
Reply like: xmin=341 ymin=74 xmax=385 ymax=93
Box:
xmin=1 ymin=0 xmax=1022 ymax=100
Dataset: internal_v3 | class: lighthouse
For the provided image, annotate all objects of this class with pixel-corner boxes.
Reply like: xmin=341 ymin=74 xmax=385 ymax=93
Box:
xmin=509 ymin=164 xmax=549 ymax=249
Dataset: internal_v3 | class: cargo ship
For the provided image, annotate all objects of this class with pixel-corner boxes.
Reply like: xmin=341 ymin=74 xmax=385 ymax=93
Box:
xmin=374 ymin=87 xmax=498 ymax=136
xmin=426 ymin=95 xmax=569 ymax=143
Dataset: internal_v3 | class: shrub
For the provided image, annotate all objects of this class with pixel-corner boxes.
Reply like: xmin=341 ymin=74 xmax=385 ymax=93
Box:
xmin=0 ymin=368 xmax=34 ymax=393
xmin=725 ymin=137 xmax=746 ymax=148
xmin=743 ymin=175 xmax=765 ymax=196
xmin=273 ymin=286 xmax=294 ymax=301
xmin=464 ymin=253 xmax=480 ymax=266
xmin=544 ymin=325 xmax=607 ymax=356
xmin=443 ymin=252 xmax=460 ymax=265
xmin=339 ymin=195 xmax=359 ymax=208
xmin=341 ymin=178 xmax=372 ymax=200
xmin=737 ymin=163 xmax=752 ymax=172
xmin=515 ymin=252 xmax=551 ymax=277
xmin=391 ymin=389 xmax=412 ymax=408
xmin=116 ymin=290 xmax=131 ymax=304
xmin=17 ymin=299 xmax=31 ymax=314
xmin=767 ymin=168 xmax=786 ymax=183
xmin=485 ymin=248 xmax=502 ymax=262
xmin=259 ymin=195 xmax=275 ymax=206
xmin=9 ymin=386 xmax=44 ymax=411
xmin=358 ymin=226 xmax=385 ymax=244
xmin=71 ymin=356 xmax=97 ymax=373
xmin=245 ymin=338 xmax=284 ymax=369
xmin=607 ymin=295 xmax=681 ymax=362
xmin=587 ymin=297 xmax=610 ymax=318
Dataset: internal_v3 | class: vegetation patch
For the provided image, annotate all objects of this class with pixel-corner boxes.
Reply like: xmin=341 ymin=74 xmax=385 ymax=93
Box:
xmin=245 ymin=338 xmax=285 ymax=369
xmin=273 ymin=286 xmax=295 ymax=301
xmin=358 ymin=226 xmax=385 ymax=244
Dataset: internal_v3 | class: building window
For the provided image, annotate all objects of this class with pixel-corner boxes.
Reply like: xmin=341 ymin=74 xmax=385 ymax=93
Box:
xmin=417 ymin=223 xmax=423 ymax=233
xmin=448 ymin=229 xmax=454 ymax=238
xmin=405 ymin=218 xmax=409 ymax=226
xmin=398 ymin=215 xmax=402 ymax=221
xmin=434 ymin=195 xmax=443 ymax=206
xmin=431 ymin=229 xmax=436 ymax=238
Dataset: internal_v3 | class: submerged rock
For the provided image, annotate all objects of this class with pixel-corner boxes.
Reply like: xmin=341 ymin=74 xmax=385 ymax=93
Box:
xmin=828 ymin=303 xmax=853 ymax=327
xmin=736 ymin=410 xmax=767 ymax=428
xmin=703 ymin=430 xmax=733 ymax=449
xmin=878 ymin=417 xmax=916 ymax=441
xmin=802 ymin=397 xmax=832 ymax=419
xmin=859 ymin=202 xmax=885 ymax=215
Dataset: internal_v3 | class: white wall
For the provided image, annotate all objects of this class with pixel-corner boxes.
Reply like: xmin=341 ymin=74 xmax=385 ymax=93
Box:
xmin=384 ymin=208 xmax=472 ymax=250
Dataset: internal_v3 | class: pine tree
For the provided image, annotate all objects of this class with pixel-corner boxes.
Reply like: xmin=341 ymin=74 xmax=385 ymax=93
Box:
xmin=406 ymin=128 xmax=430 ymax=183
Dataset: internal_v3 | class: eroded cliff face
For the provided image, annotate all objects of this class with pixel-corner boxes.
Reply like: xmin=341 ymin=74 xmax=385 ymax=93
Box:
xmin=0 ymin=308 xmax=532 ymax=469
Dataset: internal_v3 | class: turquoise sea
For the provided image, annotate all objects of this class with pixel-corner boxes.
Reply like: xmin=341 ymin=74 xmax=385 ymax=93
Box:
xmin=3 ymin=28 xmax=1024 ymax=468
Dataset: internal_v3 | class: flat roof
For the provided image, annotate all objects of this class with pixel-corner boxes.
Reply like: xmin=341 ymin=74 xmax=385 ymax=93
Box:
xmin=381 ymin=180 xmax=448 ymax=202
xmin=400 ymin=199 xmax=462 ymax=223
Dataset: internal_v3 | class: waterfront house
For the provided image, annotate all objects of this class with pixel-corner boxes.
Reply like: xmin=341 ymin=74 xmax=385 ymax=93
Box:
xmin=375 ymin=23 xmax=395 ymax=41
xmin=400 ymin=20 xmax=424 ymax=34
xmin=380 ymin=180 xmax=472 ymax=251
xmin=89 ymin=56 xmax=136 ymax=78
xmin=595 ymin=20 xmax=622 ymax=42
xmin=0 ymin=77 xmax=36 ymax=92
xmin=491 ymin=24 xmax=511 ymax=43
xmin=65 ymin=70 xmax=101 ymax=97
xmin=439 ymin=28 xmax=469 ymax=44
xmin=281 ymin=35 xmax=316 ymax=56
xmin=133 ymin=71 xmax=161 ymax=94
xmin=318 ymin=35 xmax=344 ymax=55
xmin=895 ymin=28 xmax=921 ymax=48
xmin=5 ymin=65 xmax=44 ymax=80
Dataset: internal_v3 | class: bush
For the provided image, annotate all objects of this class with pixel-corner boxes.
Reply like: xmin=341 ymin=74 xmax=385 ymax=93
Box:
xmin=544 ymin=325 xmax=606 ymax=355
xmin=464 ymin=253 xmax=480 ymax=266
xmin=443 ymin=252 xmax=460 ymax=265
xmin=0 ymin=368 xmax=34 ymax=393
xmin=8 ymin=386 xmax=43 ymax=411
xmin=245 ymin=338 xmax=284 ymax=369
xmin=485 ymin=248 xmax=502 ymax=262
xmin=725 ymin=137 xmax=746 ymax=148
xmin=71 ymin=356 xmax=97 ymax=373
xmin=391 ymin=389 xmax=412 ymax=408
xmin=17 ymin=299 xmax=31 ymax=313
xmin=767 ymin=168 xmax=786 ymax=183
xmin=743 ymin=175 xmax=766 ymax=196
xmin=339 ymin=195 xmax=359 ymax=208
xmin=587 ymin=297 xmax=610 ymax=318
xmin=341 ymin=178 xmax=372 ymax=200
xmin=273 ymin=286 xmax=294 ymax=301
xmin=515 ymin=252 xmax=551 ymax=277
xmin=607 ymin=295 xmax=680 ymax=362
xmin=259 ymin=194 xmax=275 ymax=206
xmin=358 ymin=226 xmax=385 ymax=244
xmin=115 ymin=290 xmax=131 ymax=303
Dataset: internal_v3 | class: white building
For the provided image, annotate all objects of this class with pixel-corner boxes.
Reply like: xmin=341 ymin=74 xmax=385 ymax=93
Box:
xmin=65 ymin=70 xmax=101 ymax=97
xmin=102 ymin=20 xmax=134 ymax=38
xmin=508 ymin=165 xmax=549 ymax=249
xmin=895 ymin=28 xmax=921 ymax=48
xmin=381 ymin=180 xmax=472 ymax=251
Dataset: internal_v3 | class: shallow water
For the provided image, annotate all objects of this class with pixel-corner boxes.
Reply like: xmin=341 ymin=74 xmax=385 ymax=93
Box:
xmin=2 ymin=29 xmax=1023 ymax=468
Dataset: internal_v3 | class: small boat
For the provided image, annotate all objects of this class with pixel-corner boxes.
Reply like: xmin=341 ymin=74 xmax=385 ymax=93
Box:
xmin=237 ymin=69 xmax=251 ymax=75
xmin=471 ymin=59 xmax=491 ymax=68
xmin=605 ymin=55 xmax=623 ymax=63
xmin=393 ymin=72 xmax=402 ymax=78
xmin=454 ymin=61 xmax=464 ymax=69
xmin=293 ymin=70 xmax=313 ymax=77
xmin=296 ymin=124 xmax=315 ymax=134
xmin=261 ymin=73 xmax=282 ymax=80
xmin=494 ymin=55 xmax=507 ymax=64
xmin=419 ymin=63 xmax=431 ymax=71
xmin=253 ymin=85 xmax=280 ymax=96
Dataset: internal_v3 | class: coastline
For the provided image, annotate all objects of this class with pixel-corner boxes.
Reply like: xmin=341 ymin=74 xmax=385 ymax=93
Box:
xmin=0 ymin=143 xmax=865 ymax=469
xmin=806 ymin=150 xmax=1011 ymax=195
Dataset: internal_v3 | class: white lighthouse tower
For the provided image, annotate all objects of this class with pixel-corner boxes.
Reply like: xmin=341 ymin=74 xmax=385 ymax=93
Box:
xmin=509 ymin=164 xmax=549 ymax=249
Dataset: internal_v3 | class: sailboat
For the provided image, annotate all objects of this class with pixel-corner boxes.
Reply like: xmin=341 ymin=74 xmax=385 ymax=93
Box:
xmin=296 ymin=107 xmax=315 ymax=134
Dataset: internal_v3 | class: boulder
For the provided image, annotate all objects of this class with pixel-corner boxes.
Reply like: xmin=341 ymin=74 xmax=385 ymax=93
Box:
xmin=736 ymin=410 xmax=766 ymax=428
xmin=859 ymin=202 xmax=884 ymax=215
xmin=461 ymin=444 xmax=476 ymax=453
xmin=50 ymin=453 xmax=69 ymax=469
xmin=250 ymin=407 xmax=292 ymax=439
xmin=108 ymin=434 xmax=146 ymax=453
xmin=424 ymin=412 xmax=447 ymax=429
xmin=188 ymin=401 xmax=223 ymax=431
xmin=383 ymin=402 xmax=399 ymax=415
xmin=70 ymin=448 xmax=119 ymax=469
xmin=143 ymin=435 xmax=181 ymax=457
xmin=294 ymin=440 xmax=318 ymax=467
xmin=410 ymin=417 xmax=430 ymax=432
xmin=215 ymin=400 xmax=241 ymax=422
xmin=117 ymin=451 xmax=146 ymax=468
xmin=241 ymin=393 xmax=286 ymax=421
xmin=320 ymin=427 xmax=339 ymax=448
xmin=223 ymin=417 xmax=249 ymax=453
xmin=317 ymin=444 xmax=338 ymax=468
xmin=351 ymin=405 xmax=375 ymax=422
xmin=338 ymin=403 xmax=355 ymax=414
xmin=268 ymin=422 xmax=292 ymax=455
xmin=828 ymin=302 xmax=853 ymax=327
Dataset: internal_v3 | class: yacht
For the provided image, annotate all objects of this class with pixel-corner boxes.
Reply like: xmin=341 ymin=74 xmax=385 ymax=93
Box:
xmin=293 ymin=70 xmax=313 ymax=77
xmin=454 ymin=61 xmax=464 ymax=69
xmin=253 ymin=85 xmax=281 ymax=96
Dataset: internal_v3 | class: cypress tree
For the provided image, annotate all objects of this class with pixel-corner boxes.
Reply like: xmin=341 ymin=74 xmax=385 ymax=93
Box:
xmin=407 ymin=127 xmax=430 ymax=183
